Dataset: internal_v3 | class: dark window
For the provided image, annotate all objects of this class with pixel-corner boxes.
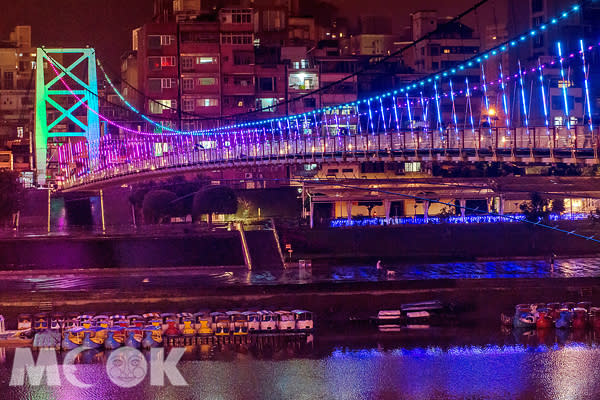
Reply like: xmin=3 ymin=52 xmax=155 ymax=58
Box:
xmin=429 ymin=45 xmax=440 ymax=56
xmin=147 ymin=57 xmax=161 ymax=71
xmin=3 ymin=72 xmax=14 ymax=89
xmin=180 ymin=31 xmax=219 ymax=44
xmin=431 ymin=61 xmax=439 ymax=70
xmin=148 ymin=79 xmax=161 ymax=93
xmin=233 ymin=51 xmax=254 ymax=65
xmin=551 ymin=95 xmax=574 ymax=110
xmin=441 ymin=60 xmax=458 ymax=69
xmin=531 ymin=0 xmax=543 ymax=13
xmin=148 ymin=36 xmax=161 ymax=49
xmin=259 ymin=77 xmax=275 ymax=91
xmin=303 ymin=98 xmax=316 ymax=108
xmin=532 ymin=16 xmax=544 ymax=48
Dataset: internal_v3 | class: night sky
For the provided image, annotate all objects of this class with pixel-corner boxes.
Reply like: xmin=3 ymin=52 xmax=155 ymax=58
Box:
xmin=0 ymin=0 xmax=477 ymax=71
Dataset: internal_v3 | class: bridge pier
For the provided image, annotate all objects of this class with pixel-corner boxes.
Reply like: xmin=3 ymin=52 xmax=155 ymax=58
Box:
xmin=384 ymin=199 xmax=391 ymax=224
xmin=346 ymin=201 xmax=352 ymax=225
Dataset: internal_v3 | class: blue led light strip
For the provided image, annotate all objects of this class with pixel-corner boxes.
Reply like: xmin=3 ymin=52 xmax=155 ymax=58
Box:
xmin=406 ymin=92 xmax=414 ymax=139
xmin=538 ymin=60 xmax=550 ymax=136
xmin=557 ymin=42 xmax=571 ymax=130
xmin=517 ymin=60 xmax=530 ymax=135
xmin=393 ymin=96 xmax=400 ymax=132
xmin=449 ymin=80 xmax=459 ymax=142
xmin=201 ymin=3 xmax=583 ymax=134
xmin=499 ymin=64 xmax=510 ymax=133
xmin=480 ymin=64 xmax=492 ymax=132
xmin=379 ymin=98 xmax=387 ymax=132
xmin=434 ymin=81 xmax=443 ymax=137
xmin=367 ymin=99 xmax=375 ymax=134
xmin=465 ymin=77 xmax=475 ymax=136
xmin=580 ymin=39 xmax=593 ymax=132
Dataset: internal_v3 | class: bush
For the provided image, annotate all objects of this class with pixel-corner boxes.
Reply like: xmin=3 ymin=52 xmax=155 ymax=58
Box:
xmin=0 ymin=170 xmax=22 ymax=226
xmin=192 ymin=185 xmax=238 ymax=226
xmin=142 ymin=190 xmax=177 ymax=224
xmin=519 ymin=192 xmax=550 ymax=223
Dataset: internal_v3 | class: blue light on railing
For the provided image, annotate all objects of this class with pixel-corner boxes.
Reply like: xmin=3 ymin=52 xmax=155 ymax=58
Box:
xmin=329 ymin=213 xmax=588 ymax=228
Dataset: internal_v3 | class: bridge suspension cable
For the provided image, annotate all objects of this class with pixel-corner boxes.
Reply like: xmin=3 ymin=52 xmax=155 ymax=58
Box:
xmin=44 ymin=1 xmax=587 ymax=138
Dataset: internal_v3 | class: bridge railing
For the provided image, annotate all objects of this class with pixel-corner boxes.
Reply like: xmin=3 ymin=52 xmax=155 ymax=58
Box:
xmin=59 ymin=125 xmax=598 ymax=189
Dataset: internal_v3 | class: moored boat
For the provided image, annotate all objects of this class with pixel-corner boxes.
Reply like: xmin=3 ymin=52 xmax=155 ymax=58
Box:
xmin=292 ymin=310 xmax=314 ymax=331
xmin=104 ymin=327 xmax=123 ymax=350
xmin=572 ymin=307 xmax=588 ymax=330
xmin=535 ymin=308 xmax=553 ymax=329
xmin=141 ymin=326 xmax=163 ymax=349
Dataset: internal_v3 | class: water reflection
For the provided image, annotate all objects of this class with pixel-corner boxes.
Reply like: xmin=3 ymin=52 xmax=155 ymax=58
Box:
xmin=6 ymin=256 xmax=600 ymax=293
xmin=2 ymin=328 xmax=600 ymax=399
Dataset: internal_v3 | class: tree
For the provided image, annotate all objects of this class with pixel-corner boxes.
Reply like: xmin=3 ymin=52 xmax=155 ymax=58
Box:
xmin=519 ymin=192 xmax=550 ymax=223
xmin=142 ymin=190 xmax=177 ymax=224
xmin=192 ymin=185 xmax=238 ymax=227
xmin=551 ymin=198 xmax=566 ymax=216
xmin=0 ymin=170 xmax=22 ymax=227
xmin=358 ymin=201 xmax=382 ymax=218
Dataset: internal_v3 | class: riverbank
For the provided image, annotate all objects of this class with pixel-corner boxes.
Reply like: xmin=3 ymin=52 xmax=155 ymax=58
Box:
xmin=281 ymin=220 xmax=600 ymax=263
xmin=2 ymin=220 xmax=600 ymax=269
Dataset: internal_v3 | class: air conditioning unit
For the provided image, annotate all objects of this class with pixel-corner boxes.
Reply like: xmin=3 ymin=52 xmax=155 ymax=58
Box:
xmin=245 ymin=172 xmax=253 ymax=179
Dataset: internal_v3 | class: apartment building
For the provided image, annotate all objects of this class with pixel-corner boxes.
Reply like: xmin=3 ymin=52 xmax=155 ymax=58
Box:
xmin=0 ymin=26 xmax=35 ymax=172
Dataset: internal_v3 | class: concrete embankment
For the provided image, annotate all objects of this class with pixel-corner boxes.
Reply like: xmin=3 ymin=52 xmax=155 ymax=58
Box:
xmin=280 ymin=221 xmax=600 ymax=263
xmin=0 ymin=229 xmax=285 ymax=269
xmin=1 ymin=276 xmax=599 ymax=329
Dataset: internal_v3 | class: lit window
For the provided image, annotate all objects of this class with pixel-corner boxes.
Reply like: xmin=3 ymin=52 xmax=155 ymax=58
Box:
xmin=443 ymin=48 xmax=451 ymax=54
xmin=198 ymin=77 xmax=216 ymax=85
xmin=256 ymin=98 xmax=277 ymax=112
xmin=160 ymin=56 xmax=176 ymax=67
xmin=197 ymin=57 xmax=216 ymax=64
xmin=197 ymin=98 xmax=218 ymax=107
xmin=237 ymin=100 xmax=244 ymax=107
xmin=404 ymin=162 xmax=421 ymax=172
xmin=149 ymin=99 xmax=172 ymax=114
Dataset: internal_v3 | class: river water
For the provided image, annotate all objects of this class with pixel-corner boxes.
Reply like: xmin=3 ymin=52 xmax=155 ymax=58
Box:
xmin=1 ymin=256 xmax=600 ymax=293
xmin=1 ymin=327 xmax=600 ymax=399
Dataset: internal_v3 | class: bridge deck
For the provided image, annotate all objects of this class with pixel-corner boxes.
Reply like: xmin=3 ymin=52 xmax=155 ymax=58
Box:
xmin=60 ymin=127 xmax=600 ymax=191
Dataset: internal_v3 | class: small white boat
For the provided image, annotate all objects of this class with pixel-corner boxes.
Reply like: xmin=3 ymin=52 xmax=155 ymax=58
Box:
xmin=258 ymin=310 xmax=277 ymax=332
xmin=376 ymin=310 xmax=402 ymax=323
xmin=242 ymin=311 xmax=260 ymax=332
xmin=275 ymin=311 xmax=295 ymax=331
xmin=292 ymin=310 xmax=314 ymax=331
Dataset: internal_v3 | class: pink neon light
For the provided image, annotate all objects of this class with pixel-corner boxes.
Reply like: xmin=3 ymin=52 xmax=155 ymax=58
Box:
xmin=48 ymin=61 xmax=190 ymax=137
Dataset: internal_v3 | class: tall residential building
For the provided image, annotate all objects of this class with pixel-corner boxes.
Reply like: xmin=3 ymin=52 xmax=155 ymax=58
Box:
xmin=411 ymin=11 xmax=481 ymax=74
xmin=123 ymin=0 xmax=360 ymax=132
xmin=0 ymin=25 xmax=35 ymax=173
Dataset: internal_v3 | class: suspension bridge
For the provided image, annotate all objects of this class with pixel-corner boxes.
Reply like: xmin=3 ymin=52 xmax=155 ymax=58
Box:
xmin=33 ymin=2 xmax=600 ymax=191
